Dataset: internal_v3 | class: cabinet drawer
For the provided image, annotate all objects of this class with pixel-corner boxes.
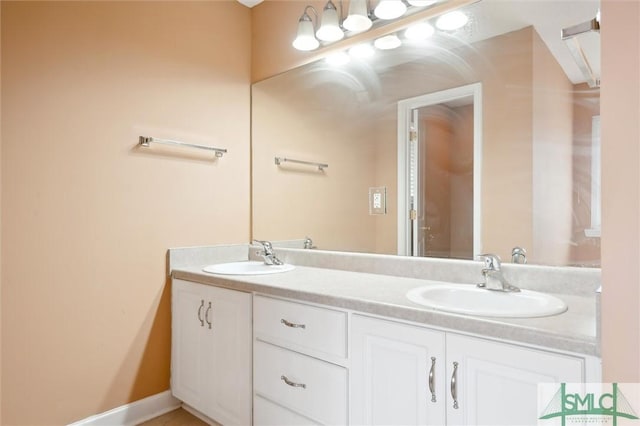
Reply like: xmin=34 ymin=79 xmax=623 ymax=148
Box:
xmin=254 ymin=295 xmax=347 ymax=359
xmin=254 ymin=341 xmax=347 ymax=425
xmin=254 ymin=396 xmax=320 ymax=425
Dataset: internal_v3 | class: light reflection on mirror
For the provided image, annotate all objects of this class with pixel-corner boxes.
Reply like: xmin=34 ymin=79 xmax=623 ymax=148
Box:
xmin=251 ymin=0 xmax=601 ymax=267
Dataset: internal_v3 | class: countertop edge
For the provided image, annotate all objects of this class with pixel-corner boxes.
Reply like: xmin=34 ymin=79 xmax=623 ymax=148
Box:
xmin=172 ymin=268 xmax=599 ymax=358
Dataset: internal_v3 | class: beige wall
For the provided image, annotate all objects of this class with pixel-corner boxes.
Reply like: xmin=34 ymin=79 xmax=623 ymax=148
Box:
xmin=601 ymin=0 xmax=640 ymax=382
xmin=571 ymin=83 xmax=600 ymax=266
xmin=1 ymin=2 xmax=251 ymax=424
xmin=251 ymin=0 xmax=322 ymax=82
xmin=373 ymin=113 xmax=398 ymax=254
xmin=531 ymin=30 xmax=574 ymax=265
xmin=251 ymin=70 xmax=379 ymax=252
xmin=477 ymin=28 xmax=534 ymax=261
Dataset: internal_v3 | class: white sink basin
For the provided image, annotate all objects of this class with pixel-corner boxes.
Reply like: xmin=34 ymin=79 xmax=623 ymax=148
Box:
xmin=406 ymin=283 xmax=567 ymax=318
xmin=203 ymin=261 xmax=295 ymax=276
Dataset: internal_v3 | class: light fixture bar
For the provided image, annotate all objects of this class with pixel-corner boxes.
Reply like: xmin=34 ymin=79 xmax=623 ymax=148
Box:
xmin=561 ymin=17 xmax=600 ymax=88
xmin=561 ymin=18 xmax=600 ymax=40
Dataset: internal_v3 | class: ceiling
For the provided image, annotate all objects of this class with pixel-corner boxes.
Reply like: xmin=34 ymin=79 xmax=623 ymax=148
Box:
xmin=237 ymin=0 xmax=264 ymax=8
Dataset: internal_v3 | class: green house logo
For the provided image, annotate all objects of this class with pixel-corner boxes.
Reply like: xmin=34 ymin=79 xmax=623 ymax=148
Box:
xmin=540 ymin=383 xmax=639 ymax=425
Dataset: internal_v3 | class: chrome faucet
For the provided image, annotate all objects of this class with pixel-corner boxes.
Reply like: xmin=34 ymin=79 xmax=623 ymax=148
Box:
xmin=511 ymin=246 xmax=527 ymax=264
xmin=477 ymin=254 xmax=520 ymax=292
xmin=253 ymin=240 xmax=284 ymax=265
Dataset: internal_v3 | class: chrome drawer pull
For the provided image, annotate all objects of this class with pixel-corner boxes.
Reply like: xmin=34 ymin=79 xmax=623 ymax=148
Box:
xmin=429 ymin=356 xmax=436 ymax=403
xmin=197 ymin=300 xmax=204 ymax=327
xmin=281 ymin=375 xmax=306 ymax=389
xmin=205 ymin=301 xmax=212 ymax=329
xmin=281 ymin=319 xmax=306 ymax=329
xmin=451 ymin=361 xmax=459 ymax=409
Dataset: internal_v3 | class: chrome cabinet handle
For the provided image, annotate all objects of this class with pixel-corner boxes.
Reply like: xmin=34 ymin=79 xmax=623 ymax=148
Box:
xmin=429 ymin=357 xmax=437 ymax=403
xmin=281 ymin=319 xmax=306 ymax=329
xmin=281 ymin=375 xmax=306 ymax=389
xmin=205 ymin=301 xmax=212 ymax=329
xmin=197 ymin=300 xmax=204 ymax=327
xmin=451 ymin=361 xmax=459 ymax=409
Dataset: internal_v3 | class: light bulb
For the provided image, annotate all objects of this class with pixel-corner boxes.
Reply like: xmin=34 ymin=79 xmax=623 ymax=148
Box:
xmin=374 ymin=0 xmax=407 ymax=20
xmin=316 ymin=1 xmax=344 ymax=42
xmin=293 ymin=16 xmax=320 ymax=50
xmin=404 ymin=22 xmax=435 ymax=40
xmin=343 ymin=0 xmax=372 ymax=32
xmin=435 ymin=11 xmax=469 ymax=31
xmin=374 ymin=34 xmax=402 ymax=50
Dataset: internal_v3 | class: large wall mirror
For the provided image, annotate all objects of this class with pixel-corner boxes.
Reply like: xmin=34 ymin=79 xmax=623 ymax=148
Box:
xmin=252 ymin=0 xmax=601 ymax=267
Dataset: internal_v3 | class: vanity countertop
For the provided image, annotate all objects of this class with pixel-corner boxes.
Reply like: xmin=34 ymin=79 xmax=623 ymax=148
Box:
xmin=172 ymin=264 xmax=598 ymax=357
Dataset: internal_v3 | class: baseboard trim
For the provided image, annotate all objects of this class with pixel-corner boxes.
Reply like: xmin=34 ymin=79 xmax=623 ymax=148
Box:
xmin=68 ymin=390 xmax=181 ymax=426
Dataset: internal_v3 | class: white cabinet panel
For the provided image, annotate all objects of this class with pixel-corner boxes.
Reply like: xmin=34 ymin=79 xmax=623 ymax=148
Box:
xmin=254 ymin=396 xmax=321 ymax=426
xmin=351 ymin=314 xmax=446 ymax=426
xmin=351 ymin=314 xmax=587 ymax=426
xmin=171 ymin=279 xmax=252 ymax=426
xmin=445 ymin=334 xmax=584 ymax=426
xmin=254 ymin=341 xmax=348 ymax=425
xmin=172 ymin=280 xmax=211 ymax=411
xmin=254 ymin=295 xmax=347 ymax=360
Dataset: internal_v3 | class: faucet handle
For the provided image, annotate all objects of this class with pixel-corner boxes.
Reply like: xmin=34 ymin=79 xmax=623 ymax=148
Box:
xmin=511 ymin=246 xmax=527 ymax=264
xmin=478 ymin=253 xmax=501 ymax=271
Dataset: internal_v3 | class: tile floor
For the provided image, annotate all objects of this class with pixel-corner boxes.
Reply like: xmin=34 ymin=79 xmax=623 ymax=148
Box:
xmin=137 ymin=408 xmax=211 ymax=426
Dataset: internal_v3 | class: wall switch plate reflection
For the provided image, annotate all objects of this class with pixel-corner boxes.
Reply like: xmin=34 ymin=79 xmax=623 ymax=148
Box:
xmin=369 ymin=186 xmax=387 ymax=215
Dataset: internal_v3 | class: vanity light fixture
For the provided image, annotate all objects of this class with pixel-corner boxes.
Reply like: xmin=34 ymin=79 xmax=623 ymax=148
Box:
xmin=316 ymin=0 xmax=345 ymax=42
xmin=407 ymin=0 xmax=437 ymax=6
xmin=435 ymin=10 xmax=468 ymax=31
xmin=292 ymin=1 xmax=468 ymax=52
xmin=349 ymin=43 xmax=376 ymax=58
xmin=325 ymin=51 xmax=351 ymax=65
xmin=374 ymin=34 xmax=402 ymax=50
xmin=374 ymin=0 xmax=407 ymax=20
xmin=404 ymin=21 xmax=435 ymax=40
xmin=293 ymin=6 xmax=320 ymax=51
xmin=343 ymin=0 xmax=373 ymax=32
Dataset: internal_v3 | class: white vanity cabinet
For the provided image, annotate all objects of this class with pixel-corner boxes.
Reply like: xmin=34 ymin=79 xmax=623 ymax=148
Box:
xmin=253 ymin=295 xmax=349 ymax=425
xmin=445 ymin=333 xmax=583 ymax=425
xmin=351 ymin=315 xmax=447 ymax=425
xmin=351 ymin=314 xmax=587 ymax=426
xmin=171 ymin=279 xmax=252 ymax=426
xmin=169 ymin=274 xmax=597 ymax=426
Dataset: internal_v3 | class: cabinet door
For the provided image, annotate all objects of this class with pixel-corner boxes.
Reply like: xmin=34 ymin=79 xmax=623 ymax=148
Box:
xmin=172 ymin=280 xmax=252 ymax=426
xmin=171 ymin=279 xmax=211 ymax=412
xmin=205 ymin=284 xmax=253 ymax=426
xmin=445 ymin=334 xmax=584 ymax=426
xmin=351 ymin=315 xmax=446 ymax=426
